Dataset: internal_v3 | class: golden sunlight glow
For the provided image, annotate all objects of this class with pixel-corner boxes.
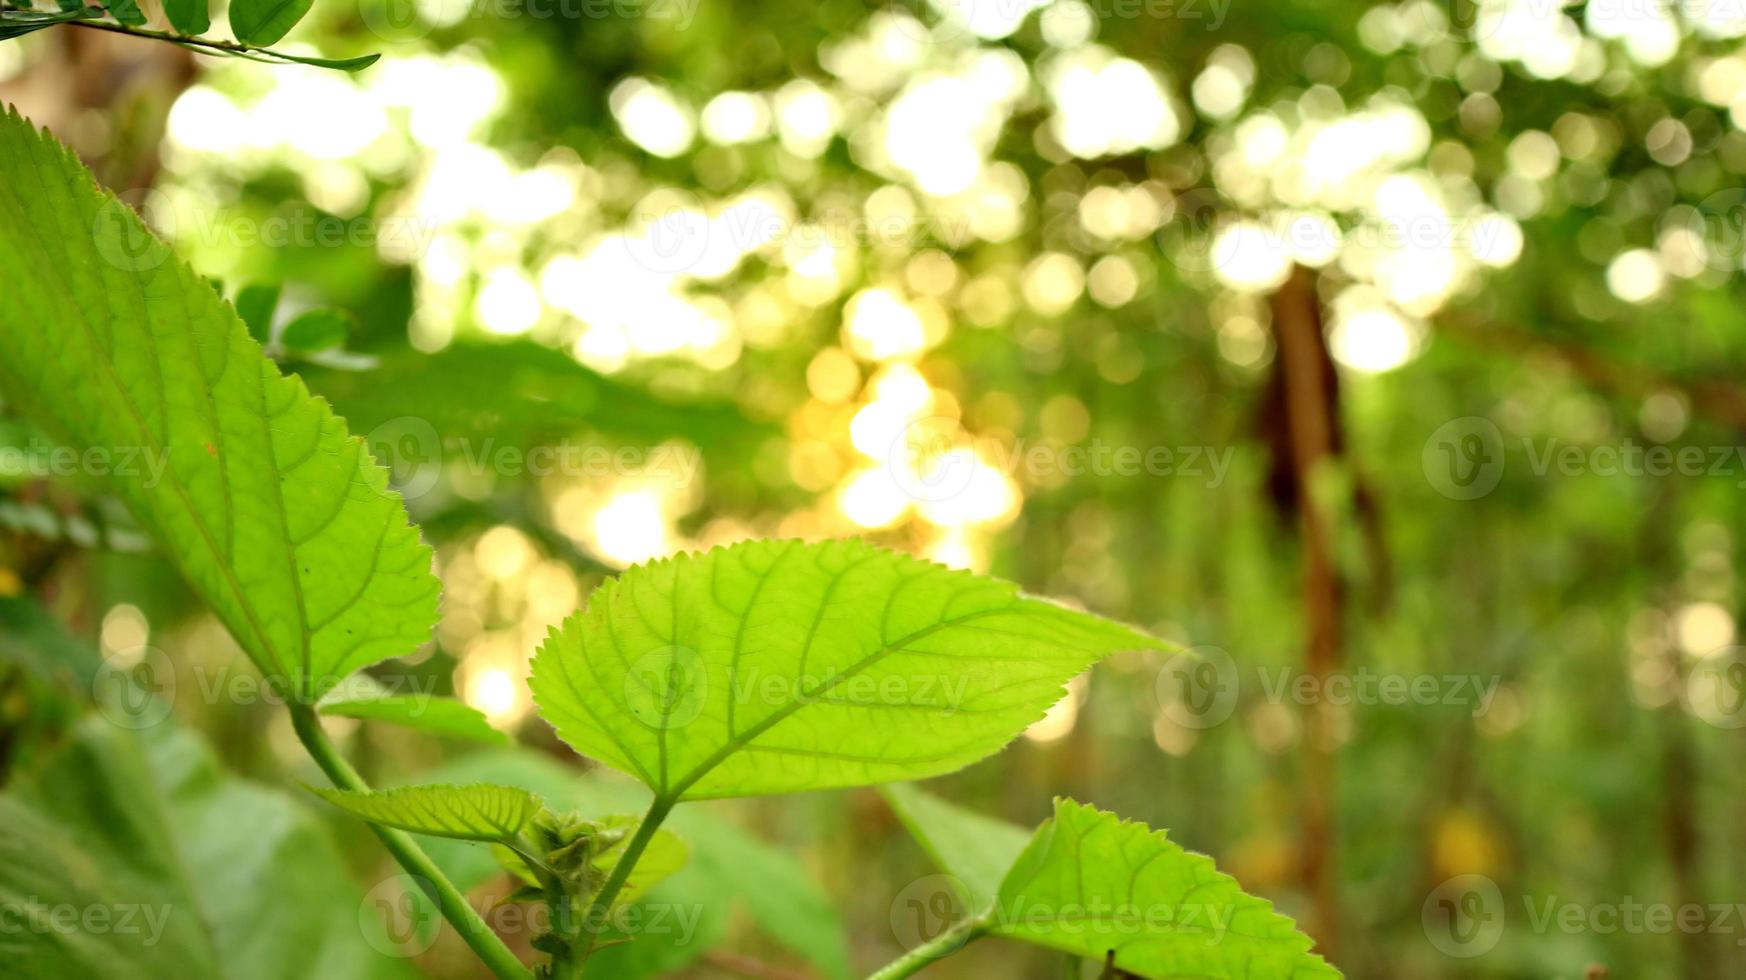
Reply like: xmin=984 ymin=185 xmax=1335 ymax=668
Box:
xmin=1606 ymin=249 xmax=1666 ymax=303
xmin=610 ymin=78 xmax=695 ymax=158
xmin=592 ymin=490 xmax=673 ymax=567
xmin=838 ymin=467 xmax=911 ymax=528
xmin=1025 ymin=674 xmax=1088 ymax=742
xmin=844 ymin=288 xmax=929 ymax=361
xmin=463 ymin=665 xmax=523 ymax=726
xmin=100 ymin=603 xmax=150 ymax=655
xmin=1211 ymin=221 xmax=1291 ymax=291
xmin=1045 ymin=47 xmax=1181 ymax=158
xmin=1328 ymin=298 xmax=1422 ymax=374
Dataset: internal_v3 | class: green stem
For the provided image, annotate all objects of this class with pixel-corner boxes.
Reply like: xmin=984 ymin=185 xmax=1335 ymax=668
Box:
xmin=62 ymin=18 xmax=375 ymax=67
xmin=863 ymin=916 xmax=988 ymax=980
xmin=289 ymin=705 xmax=533 ymax=980
xmin=577 ymin=796 xmax=675 ymax=962
xmin=64 ymin=19 xmax=273 ymax=59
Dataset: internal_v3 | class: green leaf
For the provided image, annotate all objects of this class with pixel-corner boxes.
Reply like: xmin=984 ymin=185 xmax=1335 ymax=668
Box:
xmin=0 ymin=107 xmax=440 ymax=701
xmin=233 ymin=281 xmax=280 ymax=346
xmin=880 ymin=782 xmax=1032 ymax=911
xmin=163 ymin=0 xmax=210 ymax=33
xmin=256 ymin=49 xmax=381 ymax=71
xmin=228 ymin=0 xmax=311 ymax=46
xmin=988 ymin=799 xmax=1340 ymax=979
xmin=530 ymin=537 xmax=1162 ymax=801
xmin=319 ymin=684 xmax=510 ymax=744
xmin=309 ymin=783 xmax=544 ymax=841
xmin=280 ymin=308 xmax=351 ymax=354
xmin=101 ymin=0 xmax=146 ymax=25
xmin=0 ymin=717 xmax=417 ymax=980
xmin=0 ymin=8 xmax=84 ymax=40
xmin=302 ymin=339 xmax=771 ymax=462
xmin=165 ymin=0 xmax=210 ymax=34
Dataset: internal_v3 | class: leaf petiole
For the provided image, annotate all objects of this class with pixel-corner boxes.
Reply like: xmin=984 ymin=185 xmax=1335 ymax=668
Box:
xmin=288 ymin=704 xmax=533 ymax=980
xmin=863 ymin=914 xmax=990 ymax=980
xmin=570 ymin=795 xmax=676 ymax=967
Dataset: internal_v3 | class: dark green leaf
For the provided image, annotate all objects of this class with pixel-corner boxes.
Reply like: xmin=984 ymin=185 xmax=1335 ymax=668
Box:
xmin=228 ymin=0 xmax=311 ymax=46
xmin=233 ymin=281 xmax=280 ymax=345
xmin=101 ymin=0 xmax=146 ymax=25
xmin=280 ymin=308 xmax=352 ymax=354
xmin=162 ymin=0 xmax=209 ymax=33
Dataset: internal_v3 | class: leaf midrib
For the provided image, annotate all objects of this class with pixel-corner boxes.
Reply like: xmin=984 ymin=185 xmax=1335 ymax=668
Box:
xmin=660 ymin=603 xmax=1014 ymax=801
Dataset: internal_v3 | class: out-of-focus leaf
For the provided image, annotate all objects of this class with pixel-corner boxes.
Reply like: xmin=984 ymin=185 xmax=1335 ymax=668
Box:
xmin=0 ymin=108 xmax=440 ymax=701
xmin=280 ymin=308 xmax=352 ymax=354
xmin=100 ymin=0 xmax=146 ymax=25
xmin=303 ymin=340 xmax=770 ymax=453
xmin=309 ymin=783 xmax=543 ymax=841
xmin=0 ymin=716 xmax=418 ymax=980
xmin=530 ymin=537 xmax=1164 ymax=800
xmin=880 ymin=782 xmax=1031 ymax=910
xmin=228 ymin=0 xmax=311 ymax=45
xmin=0 ymin=594 xmax=100 ymax=690
xmin=0 ymin=7 xmax=84 ymax=39
xmin=318 ymin=681 xmax=509 ymax=744
xmin=234 ymin=282 xmax=280 ymax=346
